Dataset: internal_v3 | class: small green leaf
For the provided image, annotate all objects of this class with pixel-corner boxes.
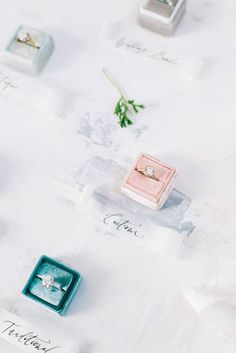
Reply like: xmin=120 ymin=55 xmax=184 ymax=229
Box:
xmin=131 ymin=104 xmax=139 ymax=114
xmin=136 ymin=104 xmax=145 ymax=110
xmin=127 ymin=118 xmax=133 ymax=126
xmin=114 ymin=103 xmax=121 ymax=115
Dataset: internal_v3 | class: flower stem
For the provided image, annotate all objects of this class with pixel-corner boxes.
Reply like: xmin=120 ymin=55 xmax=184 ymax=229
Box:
xmin=102 ymin=68 xmax=126 ymax=99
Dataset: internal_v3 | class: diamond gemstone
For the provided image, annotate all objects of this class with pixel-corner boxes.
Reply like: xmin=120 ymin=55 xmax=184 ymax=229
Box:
xmin=19 ymin=32 xmax=31 ymax=42
xmin=144 ymin=166 xmax=155 ymax=177
xmin=159 ymin=0 xmax=176 ymax=6
xmin=42 ymin=275 xmax=55 ymax=289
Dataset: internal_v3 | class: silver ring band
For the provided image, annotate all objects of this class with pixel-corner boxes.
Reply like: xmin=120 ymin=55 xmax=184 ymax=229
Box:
xmin=159 ymin=0 xmax=176 ymax=6
xmin=36 ymin=275 xmax=64 ymax=291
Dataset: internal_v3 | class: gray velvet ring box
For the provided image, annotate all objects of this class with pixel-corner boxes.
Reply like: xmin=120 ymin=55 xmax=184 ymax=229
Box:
xmin=2 ymin=25 xmax=54 ymax=75
xmin=139 ymin=0 xmax=186 ymax=36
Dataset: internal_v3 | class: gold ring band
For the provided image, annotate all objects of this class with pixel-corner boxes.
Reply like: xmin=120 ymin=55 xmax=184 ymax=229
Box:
xmin=136 ymin=166 xmax=159 ymax=181
xmin=17 ymin=32 xmax=40 ymax=49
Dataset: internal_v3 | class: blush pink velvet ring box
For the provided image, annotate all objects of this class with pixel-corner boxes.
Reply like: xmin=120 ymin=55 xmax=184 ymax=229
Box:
xmin=121 ymin=153 xmax=177 ymax=210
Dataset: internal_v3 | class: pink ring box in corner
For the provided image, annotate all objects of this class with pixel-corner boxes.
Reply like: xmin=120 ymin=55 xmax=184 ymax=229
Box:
xmin=121 ymin=153 xmax=177 ymax=210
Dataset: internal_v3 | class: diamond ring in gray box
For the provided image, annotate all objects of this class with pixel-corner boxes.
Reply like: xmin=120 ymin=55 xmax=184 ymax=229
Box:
xmin=22 ymin=255 xmax=82 ymax=316
xmin=138 ymin=0 xmax=186 ymax=36
xmin=2 ymin=25 xmax=54 ymax=75
xmin=121 ymin=153 xmax=177 ymax=210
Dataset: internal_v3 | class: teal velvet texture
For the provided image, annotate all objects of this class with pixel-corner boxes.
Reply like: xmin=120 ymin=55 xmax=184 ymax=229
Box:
xmin=22 ymin=255 xmax=82 ymax=315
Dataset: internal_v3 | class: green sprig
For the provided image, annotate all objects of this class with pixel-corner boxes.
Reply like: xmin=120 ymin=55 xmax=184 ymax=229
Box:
xmin=102 ymin=68 xmax=145 ymax=128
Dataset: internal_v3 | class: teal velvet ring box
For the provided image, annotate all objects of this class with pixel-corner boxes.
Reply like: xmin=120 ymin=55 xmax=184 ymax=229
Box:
xmin=2 ymin=25 xmax=54 ymax=75
xmin=22 ymin=255 xmax=82 ymax=316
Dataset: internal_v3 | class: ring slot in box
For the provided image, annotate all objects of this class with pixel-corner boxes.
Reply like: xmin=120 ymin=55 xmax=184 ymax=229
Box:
xmin=138 ymin=0 xmax=186 ymax=36
xmin=22 ymin=255 xmax=82 ymax=316
xmin=2 ymin=25 xmax=54 ymax=74
xmin=121 ymin=153 xmax=177 ymax=210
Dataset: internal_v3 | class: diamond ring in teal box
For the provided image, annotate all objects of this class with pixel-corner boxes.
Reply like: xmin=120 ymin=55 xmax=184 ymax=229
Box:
xmin=2 ymin=25 xmax=54 ymax=75
xmin=22 ymin=255 xmax=82 ymax=316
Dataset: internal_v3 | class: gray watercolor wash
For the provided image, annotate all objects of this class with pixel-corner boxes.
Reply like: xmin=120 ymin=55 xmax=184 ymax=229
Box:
xmin=158 ymin=189 xmax=195 ymax=235
xmin=79 ymin=157 xmax=195 ymax=236
xmin=94 ymin=187 xmax=194 ymax=236
xmin=0 ymin=221 xmax=7 ymax=236
xmin=63 ymin=100 xmax=148 ymax=148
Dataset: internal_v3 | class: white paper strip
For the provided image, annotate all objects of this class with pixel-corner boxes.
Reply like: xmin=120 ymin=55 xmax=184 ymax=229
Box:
xmin=100 ymin=22 xmax=204 ymax=80
xmin=0 ymin=309 xmax=78 ymax=353
xmin=0 ymin=67 xmax=71 ymax=118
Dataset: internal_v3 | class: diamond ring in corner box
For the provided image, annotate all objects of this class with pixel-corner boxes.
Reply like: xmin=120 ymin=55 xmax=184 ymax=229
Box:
xmin=139 ymin=0 xmax=186 ymax=36
xmin=22 ymin=255 xmax=82 ymax=316
xmin=2 ymin=25 xmax=54 ymax=75
xmin=121 ymin=153 xmax=177 ymax=210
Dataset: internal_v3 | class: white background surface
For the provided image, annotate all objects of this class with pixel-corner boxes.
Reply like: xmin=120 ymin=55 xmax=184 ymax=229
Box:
xmin=0 ymin=0 xmax=236 ymax=352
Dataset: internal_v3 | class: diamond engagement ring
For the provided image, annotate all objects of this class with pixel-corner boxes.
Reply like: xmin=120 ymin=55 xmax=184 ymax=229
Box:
xmin=159 ymin=0 xmax=177 ymax=6
xmin=17 ymin=31 xmax=40 ymax=49
xmin=37 ymin=275 xmax=65 ymax=291
xmin=136 ymin=165 xmax=159 ymax=181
